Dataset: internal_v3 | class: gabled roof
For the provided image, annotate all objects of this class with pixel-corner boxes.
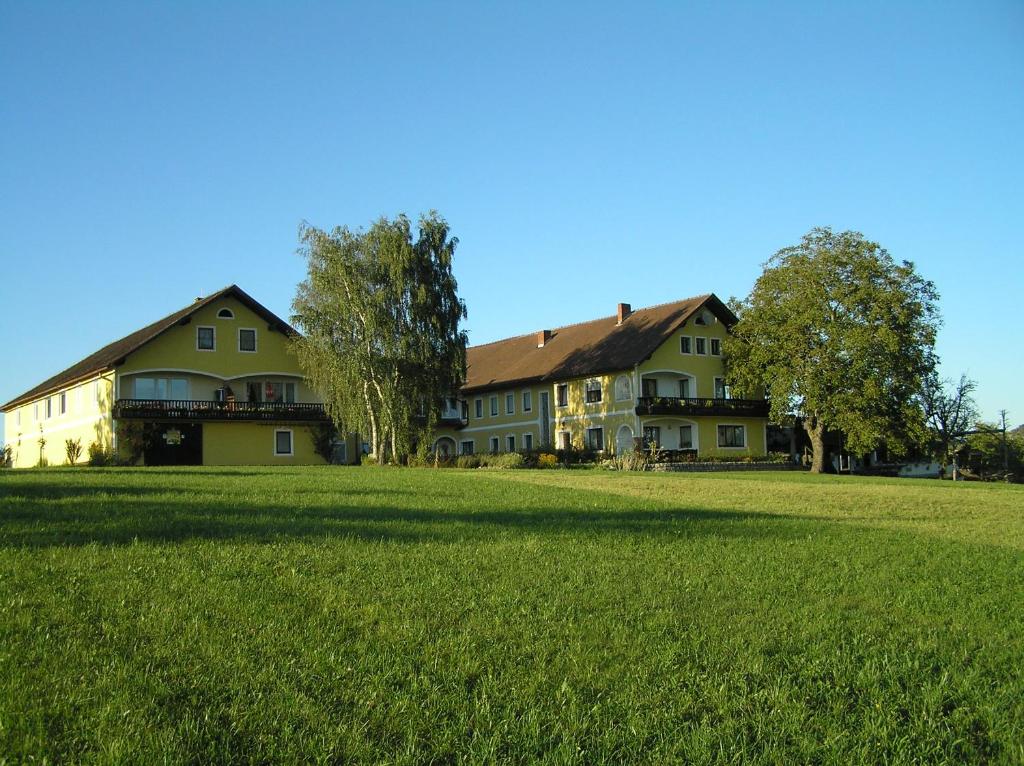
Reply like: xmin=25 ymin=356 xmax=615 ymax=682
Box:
xmin=1 ymin=285 xmax=297 ymax=412
xmin=462 ymin=293 xmax=735 ymax=393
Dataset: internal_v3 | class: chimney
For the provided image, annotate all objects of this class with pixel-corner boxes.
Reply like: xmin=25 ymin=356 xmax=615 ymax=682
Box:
xmin=536 ymin=329 xmax=552 ymax=348
xmin=617 ymin=303 xmax=632 ymax=325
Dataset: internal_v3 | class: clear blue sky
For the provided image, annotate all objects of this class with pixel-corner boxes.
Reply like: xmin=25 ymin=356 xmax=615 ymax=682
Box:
xmin=2 ymin=1 xmax=1022 ymax=444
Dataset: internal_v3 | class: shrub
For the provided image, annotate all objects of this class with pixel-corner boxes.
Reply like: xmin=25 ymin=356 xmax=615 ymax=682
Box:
xmin=360 ymin=453 xmax=378 ymax=466
xmin=65 ymin=438 xmax=83 ymax=465
xmin=455 ymin=454 xmax=481 ymax=469
xmin=0 ymin=444 xmax=12 ymax=468
xmin=87 ymin=442 xmax=113 ymax=466
xmin=537 ymin=453 xmax=558 ymax=469
xmin=311 ymin=422 xmax=338 ymax=463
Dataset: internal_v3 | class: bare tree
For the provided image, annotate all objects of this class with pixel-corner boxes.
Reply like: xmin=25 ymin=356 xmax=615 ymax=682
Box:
xmin=921 ymin=372 xmax=978 ymax=474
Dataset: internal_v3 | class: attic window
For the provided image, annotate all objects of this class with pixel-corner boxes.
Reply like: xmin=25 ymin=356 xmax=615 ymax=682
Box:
xmin=217 ymin=308 xmax=234 ymax=319
xmin=694 ymin=314 xmax=706 ymax=326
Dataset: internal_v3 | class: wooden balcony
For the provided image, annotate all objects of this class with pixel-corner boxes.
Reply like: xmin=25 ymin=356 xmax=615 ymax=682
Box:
xmin=635 ymin=396 xmax=769 ymax=418
xmin=113 ymin=399 xmax=329 ymax=422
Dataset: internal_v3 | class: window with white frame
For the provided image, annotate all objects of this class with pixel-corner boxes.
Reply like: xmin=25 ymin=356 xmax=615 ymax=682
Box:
xmin=15 ymin=410 xmax=21 ymax=427
xmin=679 ymin=425 xmax=694 ymax=449
xmin=239 ymin=328 xmax=257 ymax=353
xmin=135 ymin=377 xmax=189 ymax=400
xmin=505 ymin=392 xmax=515 ymax=415
xmin=678 ymin=378 xmax=691 ymax=398
xmin=523 ymin=433 xmax=533 ymax=450
xmin=506 ymin=435 xmax=516 ymax=452
xmin=585 ymin=379 xmax=602 ymax=404
xmin=680 ymin=336 xmax=692 ymax=354
xmin=710 ymin=338 xmax=721 ymax=356
xmin=59 ymin=392 xmax=67 ymax=415
xmin=489 ymin=436 xmax=499 ymax=453
xmin=460 ymin=440 xmax=474 ymax=455
xmin=614 ymin=375 xmax=632 ymax=401
xmin=557 ymin=431 xmax=571 ymax=450
xmin=585 ymin=427 xmax=604 ymax=451
xmin=490 ymin=395 xmax=498 ymax=416
xmin=717 ymin=425 xmax=745 ymax=448
xmin=522 ymin=391 xmax=532 ymax=412
xmin=274 ymin=429 xmax=294 ymax=456
xmin=33 ymin=403 xmax=39 ymax=420
xmin=556 ymin=383 xmax=568 ymax=407
xmin=217 ymin=308 xmax=234 ymax=319
xmin=197 ymin=326 xmax=216 ymax=351
xmin=475 ymin=398 xmax=483 ymax=418
xmin=45 ymin=398 xmax=52 ymax=419
xmin=695 ymin=337 xmax=707 ymax=355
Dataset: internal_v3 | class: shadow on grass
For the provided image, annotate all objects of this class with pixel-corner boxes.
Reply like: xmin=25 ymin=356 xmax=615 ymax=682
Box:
xmin=0 ymin=470 xmax=813 ymax=549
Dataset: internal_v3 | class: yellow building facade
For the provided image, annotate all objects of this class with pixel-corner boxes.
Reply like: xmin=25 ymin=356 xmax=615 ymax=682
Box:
xmin=2 ymin=285 xmax=355 ymax=467
xmin=432 ymin=296 xmax=769 ymax=458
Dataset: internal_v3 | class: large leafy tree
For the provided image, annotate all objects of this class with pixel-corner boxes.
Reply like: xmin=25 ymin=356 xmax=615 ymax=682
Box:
xmin=291 ymin=211 xmax=467 ymax=463
xmin=725 ymin=228 xmax=940 ymax=473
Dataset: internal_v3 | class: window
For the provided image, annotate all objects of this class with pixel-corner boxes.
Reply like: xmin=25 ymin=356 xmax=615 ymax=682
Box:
xmin=695 ymin=312 xmax=707 ymax=325
xmin=714 ymin=377 xmax=728 ymax=400
xmin=678 ymin=378 xmax=691 ymax=398
xmin=489 ymin=436 xmax=499 ymax=453
xmin=557 ymin=431 xmax=571 ymax=450
xmin=585 ymin=427 xmax=604 ymax=451
xmin=475 ymin=398 xmax=483 ymax=418
xmin=523 ymin=433 xmax=533 ymax=450
xmin=33 ymin=403 xmax=39 ymax=420
xmin=556 ymin=384 xmax=568 ymax=407
xmin=274 ymin=429 xmax=294 ymax=456
xmin=490 ymin=395 xmax=499 ymax=416
xmin=505 ymin=392 xmax=515 ymax=415
xmin=197 ymin=326 xmax=215 ymax=351
xmin=641 ymin=378 xmax=657 ymax=398
xmin=710 ymin=338 xmax=721 ymax=356
xmin=264 ymin=381 xmax=296 ymax=403
xmin=680 ymin=336 xmax=692 ymax=354
xmin=695 ymin=337 xmax=707 ymax=355
xmin=93 ymin=381 xmax=101 ymax=402
xmin=585 ymin=380 xmax=602 ymax=404
xmin=679 ymin=425 xmax=694 ymax=449
xmin=460 ymin=440 xmax=475 ymax=455
xmin=135 ymin=377 xmax=189 ymax=400
xmin=59 ymin=392 xmax=67 ymax=415
xmin=45 ymin=398 xmax=52 ymax=419
xmin=522 ymin=391 xmax=532 ymax=412
xmin=239 ymin=328 xmax=257 ymax=353
xmin=718 ymin=425 xmax=746 ymax=448
xmin=15 ymin=410 xmax=21 ymax=427
xmin=643 ymin=426 xmax=661 ymax=448
xmin=506 ymin=435 xmax=516 ymax=452
xmin=217 ymin=308 xmax=234 ymax=319
xmin=614 ymin=375 xmax=632 ymax=401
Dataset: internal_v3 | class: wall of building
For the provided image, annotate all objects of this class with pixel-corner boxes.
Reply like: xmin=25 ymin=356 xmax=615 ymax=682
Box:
xmin=201 ymin=422 xmax=327 ymax=466
xmin=5 ymin=373 xmax=114 ymax=467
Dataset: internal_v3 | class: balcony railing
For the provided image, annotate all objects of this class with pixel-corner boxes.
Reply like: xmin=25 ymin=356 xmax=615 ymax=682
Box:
xmin=635 ymin=396 xmax=769 ymax=418
xmin=113 ymin=399 xmax=329 ymax=422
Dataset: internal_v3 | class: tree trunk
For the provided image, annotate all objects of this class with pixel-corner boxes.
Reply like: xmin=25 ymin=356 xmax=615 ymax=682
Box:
xmin=363 ymin=381 xmax=378 ymax=460
xmin=805 ymin=416 xmax=829 ymax=474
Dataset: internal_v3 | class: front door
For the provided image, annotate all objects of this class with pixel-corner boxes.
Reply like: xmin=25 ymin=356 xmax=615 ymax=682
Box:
xmin=144 ymin=423 xmax=203 ymax=466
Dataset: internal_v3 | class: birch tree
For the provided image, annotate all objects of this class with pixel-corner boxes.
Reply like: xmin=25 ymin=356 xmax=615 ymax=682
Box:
xmin=291 ymin=212 xmax=467 ymax=463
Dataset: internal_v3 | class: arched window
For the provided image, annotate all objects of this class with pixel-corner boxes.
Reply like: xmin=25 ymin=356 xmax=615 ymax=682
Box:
xmin=217 ymin=308 xmax=234 ymax=319
xmin=614 ymin=375 xmax=632 ymax=402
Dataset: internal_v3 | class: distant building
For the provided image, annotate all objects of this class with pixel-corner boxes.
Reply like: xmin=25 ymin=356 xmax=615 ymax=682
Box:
xmin=431 ymin=295 xmax=770 ymax=458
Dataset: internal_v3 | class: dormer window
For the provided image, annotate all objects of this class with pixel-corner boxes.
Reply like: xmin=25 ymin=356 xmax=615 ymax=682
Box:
xmin=217 ymin=308 xmax=234 ymax=319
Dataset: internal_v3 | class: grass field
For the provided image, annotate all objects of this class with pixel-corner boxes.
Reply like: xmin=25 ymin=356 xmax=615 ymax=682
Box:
xmin=1 ymin=467 xmax=1022 ymax=764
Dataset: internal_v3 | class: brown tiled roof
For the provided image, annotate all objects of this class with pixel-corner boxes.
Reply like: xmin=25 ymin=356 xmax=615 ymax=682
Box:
xmin=1 ymin=285 xmax=297 ymax=411
xmin=462 ymin=294 xmax=735 ymax=394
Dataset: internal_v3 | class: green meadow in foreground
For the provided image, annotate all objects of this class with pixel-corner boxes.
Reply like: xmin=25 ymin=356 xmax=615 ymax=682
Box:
xmin=0 ymin=467 xmax=1021 ymax=764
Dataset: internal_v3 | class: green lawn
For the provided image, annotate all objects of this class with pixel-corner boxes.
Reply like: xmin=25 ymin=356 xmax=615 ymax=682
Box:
xmin=0 ymin=467 xmax=1021 ymax=764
